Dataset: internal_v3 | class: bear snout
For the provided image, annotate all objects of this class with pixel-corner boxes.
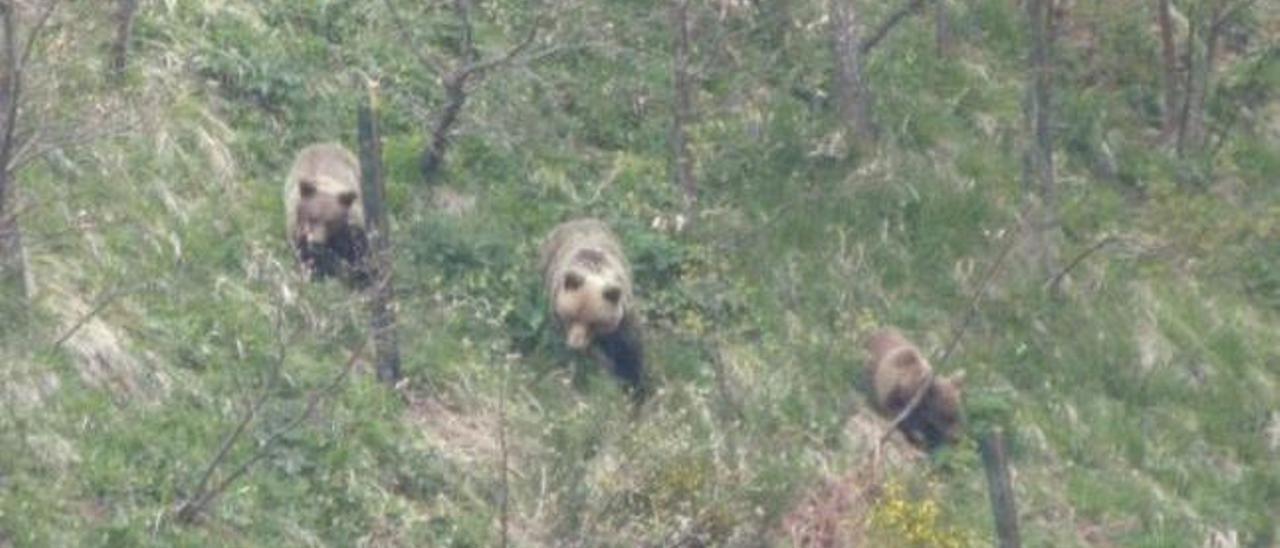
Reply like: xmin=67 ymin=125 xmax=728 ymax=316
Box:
xmin=566 ymin=323 xmax=591 ymax=349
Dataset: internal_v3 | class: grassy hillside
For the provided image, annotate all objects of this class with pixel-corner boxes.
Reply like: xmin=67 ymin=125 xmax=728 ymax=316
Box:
xmin=2 ymin=0 xmax=1278 ymax=546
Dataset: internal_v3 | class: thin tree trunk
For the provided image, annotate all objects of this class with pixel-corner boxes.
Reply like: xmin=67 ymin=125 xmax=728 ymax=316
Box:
xmin=936 ymin=0 xmax=953 ymax=57
xmin=358 ymin=82 xmax=402 ymax=387
xmin=107 ymin=0 xmax=139 ymax=83
xmin=1157 ymin=0 xmax=1180 ymax=141
xmin=1179 ymin=1 xmax=1223 ymax=155
xmin=0 ymin=3 xmax=28 ymax=307
xmin=1176 ymin=14 xmax=1196 ymax=155
xmin=830 ymin=0 xmax=877 ymax=148
xmin=419 ymin=72 xmax=468 ymax=185
xmin=758 ymin=0 xmax=792 ymax=51
xmin=418 ymin=0 xmax=479 ymax=185
xmin=1024 ymin=0 xmax=1059 ymax=280
xmin=669 ymin=0 xmax=697 ymax=211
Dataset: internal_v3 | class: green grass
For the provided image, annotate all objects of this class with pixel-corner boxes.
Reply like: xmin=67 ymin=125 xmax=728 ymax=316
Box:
xmin=2 ymin=0 xmax=1279 ymax=545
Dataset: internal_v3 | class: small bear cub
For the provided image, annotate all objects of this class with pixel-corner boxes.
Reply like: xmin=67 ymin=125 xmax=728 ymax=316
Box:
xmin=864 ymin=328 xmax=965 ymax=450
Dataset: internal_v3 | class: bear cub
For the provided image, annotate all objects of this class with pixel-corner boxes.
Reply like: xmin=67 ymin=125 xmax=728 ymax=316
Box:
xmin=864 ymin=328 xmax=965 ymax=450
xmin=539 ymin=218 xmax=647 ymax=399
xmin=284 ymin=143 xmax=370 ymax=287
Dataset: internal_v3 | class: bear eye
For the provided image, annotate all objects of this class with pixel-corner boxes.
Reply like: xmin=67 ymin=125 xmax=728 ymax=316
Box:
xmin=299 ymin=180 xmax=317 ymax=198
xmin=603 ymin=286 xmax=621 ymax=304
xmin=563 ymin=272 xmax=583 ymax=291
xmin=338 ymin=191 xmax=357 ymax=208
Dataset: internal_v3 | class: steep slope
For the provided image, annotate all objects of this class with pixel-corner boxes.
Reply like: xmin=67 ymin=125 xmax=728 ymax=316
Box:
xmin=1 ymin=1 xmax=1277 ymax=546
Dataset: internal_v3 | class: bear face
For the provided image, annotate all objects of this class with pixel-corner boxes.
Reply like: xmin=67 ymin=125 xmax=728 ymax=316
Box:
xmin=294 ymin=179 xmax=359 ymax=248
xmin=553 ymin=250 xmax=627 ymax=350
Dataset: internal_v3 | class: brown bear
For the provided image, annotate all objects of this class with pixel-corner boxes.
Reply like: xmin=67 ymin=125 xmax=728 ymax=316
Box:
xmin=283 ymin=143 xmax=370 ymax=286
xmin=864 ymin=328 xmax=964 ymax=450
xmin=539 ymin=218 xmax=647 ymax=399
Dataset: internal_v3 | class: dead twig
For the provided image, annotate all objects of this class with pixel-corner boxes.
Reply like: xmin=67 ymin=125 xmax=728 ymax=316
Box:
xmin=859 ymin=0 xmax=930 ymax=55
xmin=50 ymin=282 xmax=153 ymax=350
xmin=381 ymin=0 xmax=448 ymax=77
xmin=175 ymin=340 xmax=365 ymax=523
xmin=459 ymin=23 xmax=539 ymax=82
xmin=1043 ymin=235 xmax=1116 ymax=295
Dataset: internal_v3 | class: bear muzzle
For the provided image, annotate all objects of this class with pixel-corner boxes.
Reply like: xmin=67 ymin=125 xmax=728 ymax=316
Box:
xmin=566 ymin=324 xmax=591 ymax=350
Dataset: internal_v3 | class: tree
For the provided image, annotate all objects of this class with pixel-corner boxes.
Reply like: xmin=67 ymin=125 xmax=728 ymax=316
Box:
xmin=383 ymin=0 xmax=540 ymax=186
xmin=829 ymin=0 xmax=877 ymax=148
xmin=1176 ymin=0 xmax=1253 ymax=156
xmin=936 ymin=0 xmax=953 ymax=56
xmin=0 ymin=0 xmax=58 ymax=309
xmin=1157 ymin=0 xmax=1182 ymax=141
xmin=107 ymin=0 xmax=139 ymax=83
xmin=1023 ymin=0 xmax=1060 ymax=281
xmin=669 ymin=0 xmax=697 ymax=211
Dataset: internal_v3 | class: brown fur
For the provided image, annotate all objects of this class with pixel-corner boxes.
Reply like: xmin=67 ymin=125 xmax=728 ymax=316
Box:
xmin=864 ymin=328 xmax=964 ymax=449
xmin=283 ymin=143 xmax=369 ymax=285
xmin=539 ymin=218 xmax=646 ymax=398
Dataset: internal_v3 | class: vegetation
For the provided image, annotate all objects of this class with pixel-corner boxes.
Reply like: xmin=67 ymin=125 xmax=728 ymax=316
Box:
xmin=2 ymin=0 xmax=1278 ymax=545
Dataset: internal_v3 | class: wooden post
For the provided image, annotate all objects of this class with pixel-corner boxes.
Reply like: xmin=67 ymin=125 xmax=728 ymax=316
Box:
xmin=357 ymin=79 xmax=403 ymax=386
xmin=980 ymin=429 xmax=1021 ymax=548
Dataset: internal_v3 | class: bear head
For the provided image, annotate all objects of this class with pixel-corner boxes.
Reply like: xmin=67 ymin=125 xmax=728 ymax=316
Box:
xmin=553 ymin=249 xmax=626 ymax=350
xmin=295 ymin=178 xmax=358 ymax=247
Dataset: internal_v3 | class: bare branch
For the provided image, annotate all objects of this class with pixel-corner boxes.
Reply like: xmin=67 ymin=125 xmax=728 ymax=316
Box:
xmin=381 ymin=0 xmax=447 ymax=77
xmin=859 ymin=0 xmax=929 ymax=55
xmin=209 ymin=341 xmax=362 ymax=493
xmin=460 ymin=23 xmax=540 ymax=80
xmin=18 ymin=0 xmax=58 ymax=71
xmin=1212 ymin=0 xmax=1256 ymax=33
xmin=176 ymin=339 xmax=364 ymax=523
xmin=8 ymin=121 xmax=135 ymax=173
xmin=453 ymin=0 xmax=479 ymax=67
xmin=51 ymin=282 xmax=153 ymax=350
xmin=415 ymin=4 xmax=544 ymax=184
xmin=176 ymin=325 xmax=291 ymax=523
xmin=1043 ymin=235 xmax=1116 ymax=295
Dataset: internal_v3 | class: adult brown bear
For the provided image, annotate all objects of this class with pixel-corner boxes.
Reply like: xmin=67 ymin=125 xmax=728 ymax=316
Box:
xmin=283 ymin=143 xmax=370 ymax=287
xmin=539 ymin=218 xmax=647 ymax=399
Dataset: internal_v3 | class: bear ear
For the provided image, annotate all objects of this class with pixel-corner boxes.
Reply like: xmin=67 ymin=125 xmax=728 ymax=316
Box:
xmin=299 ymin=179 xmax=317 ymax=198
xmin=945 ymin=370 xmax=967 ymax=390
xmin=337 ymin=191 xmax=358 ymax=208
xmin=603 ymin=286 xmax=622 ymax=305
xmin=563 ymin=272 xmax=583 ymax=291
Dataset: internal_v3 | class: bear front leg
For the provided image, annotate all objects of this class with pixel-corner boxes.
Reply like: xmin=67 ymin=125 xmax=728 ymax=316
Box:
xmin=594 ymin=312 xmax=648 ymax=402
